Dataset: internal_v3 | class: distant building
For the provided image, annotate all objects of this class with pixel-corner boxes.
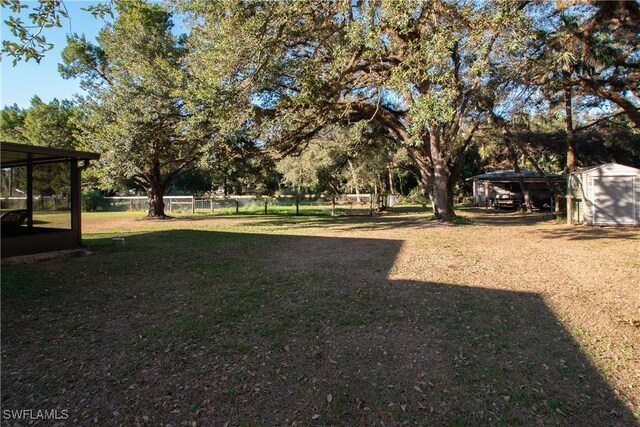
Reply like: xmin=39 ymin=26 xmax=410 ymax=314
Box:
xmin=567 ymin=163 xmax=640 ymax=226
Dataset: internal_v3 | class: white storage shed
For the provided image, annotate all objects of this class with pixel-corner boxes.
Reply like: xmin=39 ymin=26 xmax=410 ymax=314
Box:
xmin=568 ymin=163 xmax=640 ymax=225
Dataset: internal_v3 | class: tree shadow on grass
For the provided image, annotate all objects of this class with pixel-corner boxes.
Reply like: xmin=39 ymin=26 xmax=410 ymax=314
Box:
xmin=536 ymin=226 xmax=640 ymax=241
xmin=1 ymin=230 xmax=636 ymax=426
xmin=456 ymin=207 xmax=558 ymax=227
xmin=238 ymin=213 xmax=431 ymax=232
xmin=171 ymin=206 xmax=560 ymax=232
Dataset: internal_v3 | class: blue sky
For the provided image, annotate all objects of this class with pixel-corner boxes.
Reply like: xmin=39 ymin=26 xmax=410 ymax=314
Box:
xmin=1 ymin=1 xmax=111 ymax=108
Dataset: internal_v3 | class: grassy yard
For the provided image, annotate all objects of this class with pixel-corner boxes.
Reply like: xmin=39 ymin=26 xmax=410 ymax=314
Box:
xmin=2 ymin=207 xmax=639 ymax=426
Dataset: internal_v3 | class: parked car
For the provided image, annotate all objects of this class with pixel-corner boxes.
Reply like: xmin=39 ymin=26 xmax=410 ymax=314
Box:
xmin=493 ymin=191 xmax=522 ymax=209
xmin=492 ymin=191 xmax=554 ymax=211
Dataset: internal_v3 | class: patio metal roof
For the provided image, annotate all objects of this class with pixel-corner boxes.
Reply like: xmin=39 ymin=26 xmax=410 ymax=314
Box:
xmin=1 ymin=141 xmax=100 ymax=168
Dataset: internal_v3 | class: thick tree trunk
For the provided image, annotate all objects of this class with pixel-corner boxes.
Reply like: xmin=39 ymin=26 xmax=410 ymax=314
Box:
xmin=408 ymin=143 xmax=455 ymax=220
xmin=275 ymin=171 xmax=281 ymax=192
xmin=348 ymin=102 xmax=457 ymax=220
xmin=387 ymin=163 xmax=396 ymax=195
xmin=429 ymin=133 xmax=456 ymax=221
xmin=348 ymin=160 xmax=362 ymax=203
xmin=146 ymin=161 xmax=168 ymax=218
xmin=147 ymin=190 xmax=166 ymax=218
xmin=408 ymin=146 xmax=435 ymax=207
xmin=377 ymin=173 xmax=386 ymax=194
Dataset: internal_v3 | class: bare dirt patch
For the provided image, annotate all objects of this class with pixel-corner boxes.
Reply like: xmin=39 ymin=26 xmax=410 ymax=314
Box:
xmin=2 ymin=209 xmax=638 ymax=425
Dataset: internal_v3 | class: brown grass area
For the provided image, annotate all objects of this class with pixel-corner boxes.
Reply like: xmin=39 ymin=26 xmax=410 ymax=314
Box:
xmin=2 ymin=208 xmax=638 ymax=426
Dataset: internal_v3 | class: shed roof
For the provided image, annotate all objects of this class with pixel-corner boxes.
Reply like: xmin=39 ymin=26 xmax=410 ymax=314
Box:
xmin=1 ymin=141 xmax=100 ymax=168
xmin=467 ymin=169 xmax=565 ymax=182
xmin=572 ymin=163 xmax=640 ymax=174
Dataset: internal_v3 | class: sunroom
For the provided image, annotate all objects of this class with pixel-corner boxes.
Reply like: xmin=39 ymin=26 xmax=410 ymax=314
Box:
xmin=1 ymin=142 xmax=99 ymax=258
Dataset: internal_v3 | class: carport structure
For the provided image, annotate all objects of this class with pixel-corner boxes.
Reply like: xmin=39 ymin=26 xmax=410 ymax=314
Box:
xmin=1 ymin=142 xmax=99 ymax=257
xmin=467 ymin=169 xmax=566 ymax=210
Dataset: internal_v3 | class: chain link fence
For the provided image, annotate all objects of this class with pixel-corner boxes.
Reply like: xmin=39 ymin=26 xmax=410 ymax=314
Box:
xmin=1 ymin=196 xmax=70 ymax=211
xmin=101 ymin=194 xmax=399 ymax=216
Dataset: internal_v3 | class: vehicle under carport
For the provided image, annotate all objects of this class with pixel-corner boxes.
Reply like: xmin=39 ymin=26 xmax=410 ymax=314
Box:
xmin=467 ymin=169 xmax=566 ymax=210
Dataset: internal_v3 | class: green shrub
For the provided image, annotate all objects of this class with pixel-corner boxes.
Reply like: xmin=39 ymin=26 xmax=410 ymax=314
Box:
xmin=403 ymin=186 xmax=429 ymax=206
xmin=82 ymin=188 xmax=107 ymax=212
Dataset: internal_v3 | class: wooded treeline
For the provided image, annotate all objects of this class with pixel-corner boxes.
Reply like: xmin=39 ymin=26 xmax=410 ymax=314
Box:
xmin=1 ymin=0 xmax=638 ymax=218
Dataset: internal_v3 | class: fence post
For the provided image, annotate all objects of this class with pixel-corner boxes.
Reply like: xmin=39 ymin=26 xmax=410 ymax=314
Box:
xmin=264 ymin=198 xmax=268 ymax=215
xmin=130 ymin=199 xmax=133 ymax=212
xmin=210 ymin=197 xmax=214 ymax=214
xmin=332 ymin=196 xmax=336 ymax=216
xmin=191 ymin=196 xmax=195 ymax=214
xmin=235 ymin=199 xmax=239 ymax=214
xmin=296 ymin=195 xmax=300 ymax=215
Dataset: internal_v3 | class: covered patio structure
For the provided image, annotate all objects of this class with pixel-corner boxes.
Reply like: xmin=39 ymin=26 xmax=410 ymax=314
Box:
xmin=1 ymin=142 xmax=99 ymax=258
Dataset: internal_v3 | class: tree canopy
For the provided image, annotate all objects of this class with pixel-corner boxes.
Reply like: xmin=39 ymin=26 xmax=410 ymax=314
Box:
xmin=2 ymin=0 xmax=638 ymax=220
xmin=0 ymin=96 xmax=80 ymax=148
xmin=60 ymin=1 xmax=198 ymax=217
xmin=179 ymin=0 xmax=538 ymax=220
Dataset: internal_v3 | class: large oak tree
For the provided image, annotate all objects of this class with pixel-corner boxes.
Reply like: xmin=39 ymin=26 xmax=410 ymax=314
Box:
xmin=181 ymin=0 xmax=530 ymax=220
xmin=60 ymin=1 xmax=199 ymax=218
